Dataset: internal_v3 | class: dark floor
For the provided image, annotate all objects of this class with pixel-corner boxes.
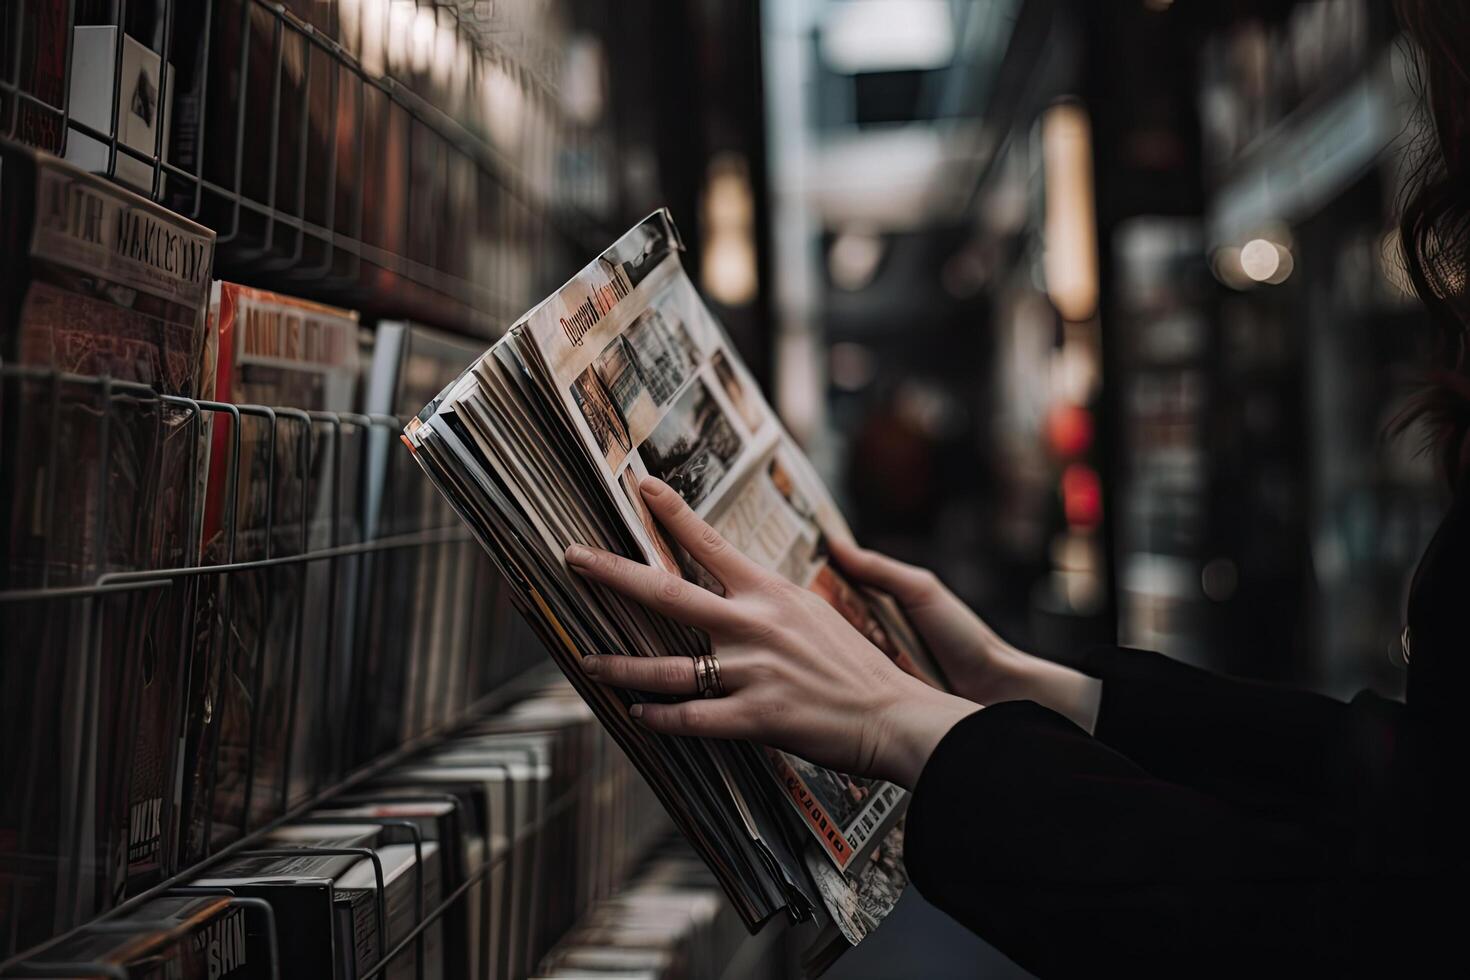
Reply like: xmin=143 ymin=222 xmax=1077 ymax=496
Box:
xmin=822 ymin=888 xmax=1035 ymax=980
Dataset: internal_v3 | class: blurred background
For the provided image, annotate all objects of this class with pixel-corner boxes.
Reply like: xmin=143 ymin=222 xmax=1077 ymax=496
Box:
xmin=690 ymin=2 xmax=1440 ymax=971
xmin=749 ymin=0 xmax=1437 ymax=708
xmin=0 ymin=0 xmax=1442 ymax=976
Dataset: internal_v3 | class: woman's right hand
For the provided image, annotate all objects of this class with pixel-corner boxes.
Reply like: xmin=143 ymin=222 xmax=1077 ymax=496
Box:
xmin=828 ymin=538 xmax=1102 ymax=732
xmin=827 ymin=538 xmax=1022 ymax=704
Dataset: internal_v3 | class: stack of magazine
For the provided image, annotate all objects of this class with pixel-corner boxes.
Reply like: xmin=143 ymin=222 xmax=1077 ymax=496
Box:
xmin=0 ymin=140 xmax=524 ymax=954
xmin=19 ymin=675 xmax=669 ymax=980
xmin=534 ymin=840 xmax=771 ymax=980
xmin=403 ymin=211 xmax=948 ymax=970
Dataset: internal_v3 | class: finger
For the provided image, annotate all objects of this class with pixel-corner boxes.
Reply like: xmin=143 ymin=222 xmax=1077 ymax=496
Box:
xmin=629 ymin=697 xmax=752 ymax=740
xmin=827 ymin=537 xmax=936 ymax=606
xmin=581 ymin=653 xmax=696 ymax=695
xmin=583 ymin=649 xmax=758 ymax=695
xmin=639 ymin=477 xmax=764 ymax=587
xmin=566 ymin=543 xmax=738 ymax=631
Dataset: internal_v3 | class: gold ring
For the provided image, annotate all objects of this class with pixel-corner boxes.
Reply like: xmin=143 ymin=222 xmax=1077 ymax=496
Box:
xmin=694 ymin=653 xmax=725 ymax=698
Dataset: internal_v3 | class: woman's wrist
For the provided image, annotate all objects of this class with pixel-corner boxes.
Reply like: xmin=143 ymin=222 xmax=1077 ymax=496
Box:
xmin=953 ymin=634 xmax=1031 ymax=705
xmin=870 ymin=680 xmax=981 ymax=790
xmin=940 ymin=630 xmax=1103 ymax=734
xmin=989 ymin=647 xmax=1102 ymax=734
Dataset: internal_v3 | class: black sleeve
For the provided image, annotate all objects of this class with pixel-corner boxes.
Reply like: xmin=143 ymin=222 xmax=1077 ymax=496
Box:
xmin=1081 ymin=646 xmax=1384 ymax=821
xmin=902 ymin=703 xmax=1422 ymax=979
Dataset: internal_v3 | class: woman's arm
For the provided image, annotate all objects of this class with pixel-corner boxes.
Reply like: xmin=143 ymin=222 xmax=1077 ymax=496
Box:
xmin=903 ymin=700 xmax=1411 ymax=978
xmin=563 ymin=474 xmax=1360 ymax=812
xmin=563 ymin=479 xmax=1432 ymax=973
xmin=1079 ymin=645 xmax=1368 ymax=816
xmin=827 ymin=539 xmax=1104 ymax=731
xmin=829 ymin=540 xmax=1371 ymax=813
xmin=564 ymin=476 xmax=980 ymax=789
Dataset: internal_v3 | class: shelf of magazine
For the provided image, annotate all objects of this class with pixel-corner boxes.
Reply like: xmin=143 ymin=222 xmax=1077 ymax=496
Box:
xmin=0 ymin=0 xmax=616 ymax=337
xmin=0 ymin=359 xmax=542 ymax=968
xmin=532 ymin=835 xmax=779 ymax=980
xmin=0 ymin=664 xmax=672 ymax=979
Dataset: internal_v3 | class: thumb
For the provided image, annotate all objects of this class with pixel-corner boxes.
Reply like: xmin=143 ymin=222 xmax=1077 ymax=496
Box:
xmin=827 ymin=537 xmax=939 ymax=608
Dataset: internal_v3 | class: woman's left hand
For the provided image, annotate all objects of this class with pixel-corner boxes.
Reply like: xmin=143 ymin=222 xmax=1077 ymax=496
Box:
xmin=565 ymin=476 xmax=979 ymax=789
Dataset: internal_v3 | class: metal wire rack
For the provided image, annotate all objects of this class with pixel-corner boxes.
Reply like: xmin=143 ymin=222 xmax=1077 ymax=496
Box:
xmin=0 ymin=364 xmax=684 ymax=975
xmin=0 ymin=363 xmax=553 ymax=967
xmin=0 ymin=362 xmax=665 ymax=973
xmin=0 ymin=0 xmax=617 ymax=337
xmin=0 ymin=0 xmax=682 ymax=973
xmin=4 ymin=696 xmax=636 ymax=978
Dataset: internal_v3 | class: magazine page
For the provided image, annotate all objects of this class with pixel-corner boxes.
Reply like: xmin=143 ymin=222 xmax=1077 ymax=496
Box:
xmin=404 ymin=210 xmax=948 ymax=955
xmin=515 ymin=212 xmax=942 ymax=874
xmin=406 ymin=398 xmax=806 ymax=933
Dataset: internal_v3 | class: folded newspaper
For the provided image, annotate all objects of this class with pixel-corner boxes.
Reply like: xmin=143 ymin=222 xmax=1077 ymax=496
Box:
xmin=403 ymin=211 xmax=948 ymax=972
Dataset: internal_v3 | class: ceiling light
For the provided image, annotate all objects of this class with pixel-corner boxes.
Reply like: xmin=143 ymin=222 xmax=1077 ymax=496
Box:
xmin=820 ymin=1 xmax=955 ymax=74
xmin=1239 ymin=239 xmax=1280 ymax=282
xmin=1240 ymin=238 xmax=1284 ymax=283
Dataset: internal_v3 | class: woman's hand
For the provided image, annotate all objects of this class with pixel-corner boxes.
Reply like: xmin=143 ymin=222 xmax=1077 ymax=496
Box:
xmin=828 ymin=538 xmax=1102 ymax=733
xmin=565 ymin=477 xmax=979 ymax=789
xmin=825 ymin=537 xmax=1025 ymax=705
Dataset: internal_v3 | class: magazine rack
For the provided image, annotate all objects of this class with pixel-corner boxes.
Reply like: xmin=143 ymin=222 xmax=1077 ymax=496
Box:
xmin=0 ymin=360 xmax=557 ymax=975
xmin=0 ymin=1 xmax=657 ymax=976
xmin=2 ymin=0 xmax=611 ymax=336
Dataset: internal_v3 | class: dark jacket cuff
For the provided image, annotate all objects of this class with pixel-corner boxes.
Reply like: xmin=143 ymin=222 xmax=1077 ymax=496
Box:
xmin=1077 ymin=644 xmax=1372 ymax=812
xmin=1079 ymin=644 xmax=1187 ymax=750
xmin=903 ymin=701 xmax=1072 ymax=900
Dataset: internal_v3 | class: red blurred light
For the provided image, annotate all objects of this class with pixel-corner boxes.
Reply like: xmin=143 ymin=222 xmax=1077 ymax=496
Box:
xmin=1046 ymin=403 xmax=1094 ymax=458
xmin=1061 ymin=463 xmax=1103 ymax=527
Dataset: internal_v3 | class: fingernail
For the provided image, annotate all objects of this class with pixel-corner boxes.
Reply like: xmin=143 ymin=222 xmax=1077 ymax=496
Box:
xmin=629 ymin=703 xmax=644 ymax=719
xmin=640 ymin=477 xmax=665 ymax=496
xmin=581 ymin=655 xmax=601 ymax=674
xmin=566 ymin=544 xmax=592 ymax=565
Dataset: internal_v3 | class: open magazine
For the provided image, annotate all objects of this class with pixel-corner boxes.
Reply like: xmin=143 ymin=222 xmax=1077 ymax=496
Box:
xmin=403 ymin=210 xmax=949 ymax=971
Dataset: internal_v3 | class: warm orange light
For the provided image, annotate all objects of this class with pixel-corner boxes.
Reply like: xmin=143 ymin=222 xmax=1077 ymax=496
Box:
xmin=828 ymin=230 xmax=885 ymax=291
xmin=701 ymin=154 xmax=759 ymax=307
xmin=1042 ymin=103 xmax=1100 ymax=322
